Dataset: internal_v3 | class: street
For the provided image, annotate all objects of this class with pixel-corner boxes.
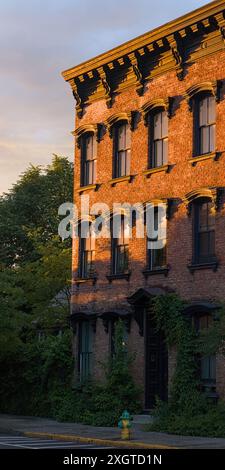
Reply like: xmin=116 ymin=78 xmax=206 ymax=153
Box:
xmin=0 ymin=434 xmax=113 ymax=449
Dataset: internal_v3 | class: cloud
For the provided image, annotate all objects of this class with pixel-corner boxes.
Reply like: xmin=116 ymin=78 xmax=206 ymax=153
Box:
xmin=0 ymin=0 xmax=208 ymax=194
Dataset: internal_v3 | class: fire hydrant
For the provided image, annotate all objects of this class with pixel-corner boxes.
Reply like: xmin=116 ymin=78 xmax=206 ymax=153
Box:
xmin=118 ymin=410 xmax=132 ymax=440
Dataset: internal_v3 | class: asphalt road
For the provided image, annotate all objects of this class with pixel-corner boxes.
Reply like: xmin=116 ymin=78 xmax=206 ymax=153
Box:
xmin=0 ymin=434 xmax=113 ymax=449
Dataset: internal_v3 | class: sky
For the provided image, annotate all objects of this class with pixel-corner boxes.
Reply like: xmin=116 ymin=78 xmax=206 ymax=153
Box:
xmin=0 ymin=0 xmax=209 ymax=194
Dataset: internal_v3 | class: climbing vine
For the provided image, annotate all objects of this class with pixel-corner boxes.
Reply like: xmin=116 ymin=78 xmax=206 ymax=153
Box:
xmin=152 ymin=294 xmax=207 ymax=414
xmin=147 ymin=296 xmax=225 ymax=436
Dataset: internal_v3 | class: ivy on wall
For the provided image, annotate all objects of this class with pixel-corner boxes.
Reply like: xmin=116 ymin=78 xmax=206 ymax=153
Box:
xmin=152 ymin=294 xmax=202 ymax=413
xmin=149 ymin=294 xmax=225 ymax=440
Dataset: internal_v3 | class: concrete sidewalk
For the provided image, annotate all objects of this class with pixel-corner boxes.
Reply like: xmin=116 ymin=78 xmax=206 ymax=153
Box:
xmin=0 ymin=414 xmax=225 ymax=449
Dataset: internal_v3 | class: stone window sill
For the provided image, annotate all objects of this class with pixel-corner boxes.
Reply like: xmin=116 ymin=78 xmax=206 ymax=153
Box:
xmin=189 ymin=152 xmax=219 ymax=166
xmin=109 ymin=175 xmax=134 ymax=186
xmin=77 ymin=184 xmax=98 ymax=194
xmin=75 ymin=277 xmax=97 ymax=285
xmin=143 ymin=267 xmax=170 ymax=278
xmin=106 ymin=272 xmax=131 ymax=282
xmin=143 ymin=164 xmax=171 ymax=177
xmin=188 ymin=260 xmax=218 ymax=273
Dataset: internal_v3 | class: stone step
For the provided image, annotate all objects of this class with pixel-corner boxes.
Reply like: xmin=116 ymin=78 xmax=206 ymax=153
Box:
xmin=132 ymin=414 xmax=154 ymax=425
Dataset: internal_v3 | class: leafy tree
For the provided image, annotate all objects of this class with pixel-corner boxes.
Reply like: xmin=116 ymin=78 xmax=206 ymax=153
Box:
xmin=0 ymin=155 xmax=73 ymax=267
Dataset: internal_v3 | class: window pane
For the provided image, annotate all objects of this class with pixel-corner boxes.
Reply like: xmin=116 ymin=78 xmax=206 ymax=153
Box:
xmin=125 ymin=124 xmax=131 ymax=149
xmin=209 ymin=230 xmax=215 ymax=257
xmin=199 ymin=98 xmax=208 ymax=126
xmin=86 ymin=135 xmax=94 ymax=160
xmin=163 ymin=138 xmax=168 ymax=164
xmin=201 ymin=356 xmax=210 ymax=380
xmin=118 ymin=151 xmax=126 ymax=177
xmin=85 ymin=235 xmax=95 ymax=252
xmin=118 ymin=245 xmax=129 ymax=273
xmin=126 ymin=149 xmax=131 ymax=175
xmin=153 ymin=112 xmax=162 ymax=139
xmin=153 ymin=140 xmax=163 ymax=167
xmin=201 ymin=355 xmax=216 ymax=381
xmin=150 ymin=247 xmax=166 ymax=269
xmin=118 ymin=124 xmax=126 ymax=150
xmin=161 ymin=111 xmax=168 ymax=138
xmin=92 ymin=159 xmax=97 ymax=184
xmin=199 ymin=232 xmax=210 ymax=260
xmin=88 ymin=161 xmax=93 ymax=184
xmin=80 ymin=322 xmax=93 ymax=381
xmin=210 ymin=355 xmax=216 ymax=380
xmin=199 ymin=203 xmax=208 ymax=231
xmin=200 ymin=126 xmax=210 ymax=154
xmin=209 ymin=124 xmax=216 ymax=152
xmin=208 ymin=204 xmax=215 ymax=227
xmin=118 ymin=216 xmax=129 ymax=245
xmin=208 ymin=96 xmax=216 ymax=124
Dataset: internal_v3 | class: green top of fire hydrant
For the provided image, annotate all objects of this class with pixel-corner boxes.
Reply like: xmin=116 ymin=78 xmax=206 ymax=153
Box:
xmin=118 ymin=410 xmax=133 ymax=428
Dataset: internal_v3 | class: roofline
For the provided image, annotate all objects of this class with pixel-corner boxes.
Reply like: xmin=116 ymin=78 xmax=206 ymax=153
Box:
xmin=62 ymin=0 xmax=225 ymax=81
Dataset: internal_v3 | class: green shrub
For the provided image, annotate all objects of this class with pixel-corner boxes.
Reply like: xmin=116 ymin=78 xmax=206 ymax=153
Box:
xmin=146 ymin=401 xmax=225 ymax=438
xmin=0 ymin=321 xmax=141 ymax=426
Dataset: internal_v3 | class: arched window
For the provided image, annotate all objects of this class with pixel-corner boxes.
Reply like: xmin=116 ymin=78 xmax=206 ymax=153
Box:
xmin=81 ymin=132 xmax=97 ymax=186
xmin=114 ymin=122 xmax=131 ymax=178
xmin=194 ymin=94 xmax=216 ymax=156
xmin=112 ymin=214 xmax=129 ymax=275
xmin=193 ymin=199 xmax=216 ymax=264
xmin=147 ymin=205 xmax=167 ymax=271
xmin=194 ymin=314 xmax=216 ymax=392
xmin=78 ymin=321 xmax=93 ymax=382
xmin=79 ymin=224 xmax=96 ymax=279
xmin=149 ymin=109 xmax=168 ymax=168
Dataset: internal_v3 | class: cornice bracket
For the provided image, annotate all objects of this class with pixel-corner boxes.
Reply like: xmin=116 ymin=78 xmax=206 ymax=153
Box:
xmin=215 ymin=12 xmax=225 ymax=45
xmin=97 ymin=67 xmax=112 ymax=108
xmin=128 ymin=52 xmax=145 ymax=96
xmin=68 ymin=79 xmax=84 ymax=118
xmin=167 ymin=34 xmax=184 ymax=81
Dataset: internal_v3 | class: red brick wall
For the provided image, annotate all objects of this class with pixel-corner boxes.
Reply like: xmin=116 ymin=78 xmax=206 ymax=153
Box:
xmin=71 ymin=50 xmax=225 ymax=402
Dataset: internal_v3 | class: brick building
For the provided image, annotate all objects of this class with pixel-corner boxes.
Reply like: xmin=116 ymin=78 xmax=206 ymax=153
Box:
xmin=62 ymin=0 xmax=225 ymax=409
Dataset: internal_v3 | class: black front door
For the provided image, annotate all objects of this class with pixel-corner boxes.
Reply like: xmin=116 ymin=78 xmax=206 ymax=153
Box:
xmin=145 ymin=307 xmax=168 ymax=409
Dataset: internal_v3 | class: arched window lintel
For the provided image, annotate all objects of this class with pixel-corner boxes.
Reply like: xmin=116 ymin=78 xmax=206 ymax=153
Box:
xmin=106 ymin=111 xmax=136 ymax=137
xmin=73 ymin=123 xmax=102 ymax=148
xmin=141 ymin=97 xmax=173 ymax=125
xmin=183 ymin=187 xmax=221 ymax=216
xmin=185 ymin=81 xmax=221 ymax=111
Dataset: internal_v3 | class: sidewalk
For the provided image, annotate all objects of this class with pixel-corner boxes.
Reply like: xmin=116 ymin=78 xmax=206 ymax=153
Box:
xmin=0 ymin=414 xmax=225 ymax=449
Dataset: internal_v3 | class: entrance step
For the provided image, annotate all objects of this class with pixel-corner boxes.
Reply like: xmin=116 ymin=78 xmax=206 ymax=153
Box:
xmin=132 ymin=414 xmax=154 ymax=425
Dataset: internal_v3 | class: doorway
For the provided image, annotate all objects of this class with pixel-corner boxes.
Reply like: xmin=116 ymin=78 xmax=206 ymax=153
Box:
xmin=145 ymin=306 xmax=168 ymax=409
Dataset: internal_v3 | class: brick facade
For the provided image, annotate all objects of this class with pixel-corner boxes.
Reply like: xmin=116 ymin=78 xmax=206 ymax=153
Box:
xmin=63 ymin=1 xmax=225 ymax=407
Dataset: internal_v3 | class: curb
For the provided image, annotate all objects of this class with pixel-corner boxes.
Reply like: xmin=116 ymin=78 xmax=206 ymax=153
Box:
xmin=24 ymin=431 xmax=176 ymax=449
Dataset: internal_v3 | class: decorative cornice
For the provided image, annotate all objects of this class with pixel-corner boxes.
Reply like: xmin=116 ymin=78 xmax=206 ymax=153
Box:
xmin=63 ymin=3 xmax=225 ymax=116
xmin=141 ymin=97 xmax=173 ymax=125
xmin=62 ymin=2 xmax=225 ymax=81
xmin=185 ymin=80 xmax=221 ymax=110
xmin=106 ymin=111 xmax=136 ymax=137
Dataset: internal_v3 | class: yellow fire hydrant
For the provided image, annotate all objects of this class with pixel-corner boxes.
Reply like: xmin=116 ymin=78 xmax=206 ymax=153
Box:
xmin=118 ymin=410 xmax=132 ymax=440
